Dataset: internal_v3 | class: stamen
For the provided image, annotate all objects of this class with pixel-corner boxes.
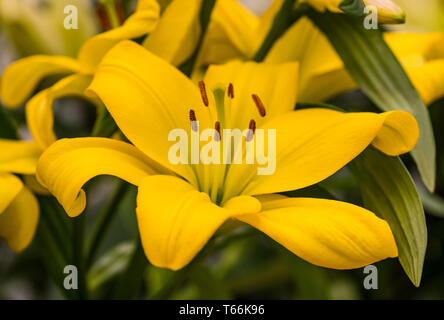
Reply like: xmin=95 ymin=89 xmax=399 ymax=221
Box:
xmin=214 ymin=121 xmax=221 ymax=142
xmin=228 ymin=83 xmax=234 ymax=99
xmin=246 ymin=119 xmax=256 ymax=142
xmin=189 ymin=109 xmax=198 ymax=132
xmin=198 ymin=81 xmax=209 ymax=107
xmin=252 ymin=94 xmax=266 ymax=117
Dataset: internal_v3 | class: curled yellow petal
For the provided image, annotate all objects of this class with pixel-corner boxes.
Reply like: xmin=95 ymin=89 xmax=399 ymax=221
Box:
xmin=371 ymin=110 xmax=419 ymax=156
xmin=238 ymin=196 xmax=398 ymax=269
xmin=0 ymin=139 xmax=42 ymax=174
xmin=26 ymin=74 xmax=93 ymax=149
xmin=143 ymin=0 xmax=201 ymax=66
xmin=0 ymin=186 xmax=39 ymax=252
xmin=136 ymin=175 xmax=261 ymax=270
xmin=78 ymin=0 xmax=160 ymax=71
xmin=36 ymin=138 xmax=160 ymax=217
xmin=0 ymin=55 xmax=81 ymax=108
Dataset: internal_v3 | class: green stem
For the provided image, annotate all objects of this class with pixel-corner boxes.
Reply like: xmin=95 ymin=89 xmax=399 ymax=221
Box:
xmin=253 ymin=0 xmax=305 ymax=62
xmin=34 ymin=207 xmax=76 ymax=299
xmin=112 ymin=240 xmax=147 ymax=299
xmin=85 ymin=181 xmax=130 ymax=268
xmin=179 ymin=0 xmax=217 ymax=76
xmin=150 ymin=239 xmax=216 ymax=299
xmin=38 ymin=197 xmax=72 ymax=261
xmin=73 ymin=214 xmax=88 ymax=299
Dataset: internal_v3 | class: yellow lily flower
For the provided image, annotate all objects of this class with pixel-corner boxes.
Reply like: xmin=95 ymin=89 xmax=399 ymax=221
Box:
xmin=0 ymin=140 xmax=40 ymax=252
xmin=37 ymin=40 xmax=420 ymax=271
xmin=266 ymin=17 xmax=444 ymax=105
xmin=0 ymin=0 xmax=202 ymax=150
xmin=304 ymin=0 xmax=406 ymax=24
xmin=201 ymin=1 xmax=443 ymax=106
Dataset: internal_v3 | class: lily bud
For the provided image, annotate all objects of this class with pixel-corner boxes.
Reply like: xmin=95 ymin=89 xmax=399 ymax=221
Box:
xmin=305 ymin=0 xmax=406 ymax=24
xmin=364 ymin=0 xmax=406 ymax=24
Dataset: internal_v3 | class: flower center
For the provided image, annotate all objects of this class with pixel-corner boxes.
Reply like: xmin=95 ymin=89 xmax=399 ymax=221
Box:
xmin=188 ymin=81 xmax=267 ymax=205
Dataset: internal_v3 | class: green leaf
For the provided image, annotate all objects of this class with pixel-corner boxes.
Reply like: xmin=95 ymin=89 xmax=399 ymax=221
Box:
xmin=308 ymin=10 xmax=436 ymax=192
xmin=87 ymin=241 xmax=135 ymax=293
xmin=339 ymin=0 xmax=366 ymax=17
xmin=348 ymin=147 xmax=427 ymax=286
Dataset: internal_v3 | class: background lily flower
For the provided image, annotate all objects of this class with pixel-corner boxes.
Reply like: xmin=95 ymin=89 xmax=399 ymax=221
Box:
xmin=0 ymin=0 xmax=204 ymax=150
xmin=0 ymin=0 xmax=97 ymax=57
xmin=0 ymin=139 xmax=40 ymax=252
xmin=199 ymin=1 xmax=443 ymax=106
xmin=266 ymin=17 xmax=444 ymax=105
xmin=196 ymin=0 xmax=282 ymax=67
xmin=36 ymin=40 xmax=419 ymax=271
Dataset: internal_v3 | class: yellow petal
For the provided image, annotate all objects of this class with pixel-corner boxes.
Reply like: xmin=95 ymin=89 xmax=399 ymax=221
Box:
xmin=203 ymin=59 xmax=299 ymax=128
xmin=0 ymin=55 xmax=81 ymax=108
xmin=0 ymin=173 xmax=23 ymax=215
xmin=226 ymin=108 xmax=418 ymax=198
xmin=384 ymin=32 xmax=444 ymax=105
xmin=87 ymin=40 xmax=209 ymax=185
xmin=238 ymin=196 xmax=397 ymax=269
xmin=197 ymin=0 xmax=259 ymax=66
xmin=406 ymin=60 xmax=444 ymax=106
xmin=36 ymin=137 xmax=160 ymax=217
xmin=266 ymin=17 xmax=355 ymax=102
xmin=0 ymin=139 xmax=42 ymax=174
xmin=26 ymin=74 xmax=93 ymax=149
xmin=136 ymin=175 xmax=261 ymax=270
xmin=77 ymin=0 xmax=160 ymax=71
xmin=0 ymin=186 xmax=39 ymax=252
xmin=143 ymin=0 xmax=201 ymax=66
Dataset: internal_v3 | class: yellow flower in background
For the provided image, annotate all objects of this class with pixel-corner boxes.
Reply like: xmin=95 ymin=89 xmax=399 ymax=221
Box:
xmin=0 ymin=0 xmax=203 ymax=150
xmin=0 ymin=0 xmax=97 ymax=57
xmin=0 ymin=140 xmax=40 ymax=252
xmin=196 ymin=0 xmax=282 ymax=67
xmin=203 ymin=1 xmax=444 ymax=106
xmin=266 ymin=17 xmax=444 ymax=105
xmin=37 ymin=41 xmax=420 ymax=271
